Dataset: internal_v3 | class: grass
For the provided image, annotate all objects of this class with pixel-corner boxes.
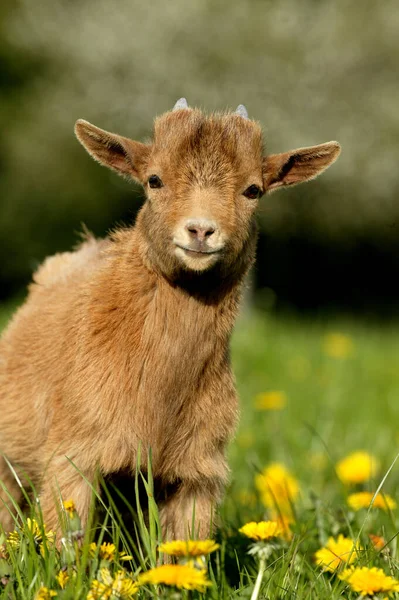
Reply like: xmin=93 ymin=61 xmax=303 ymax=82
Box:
xmin=2 ymin=301 xmax=399 ymax=598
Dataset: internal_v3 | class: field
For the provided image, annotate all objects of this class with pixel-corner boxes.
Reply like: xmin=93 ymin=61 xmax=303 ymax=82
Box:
xmin=1 ymin=301 xmax=399 ymax=599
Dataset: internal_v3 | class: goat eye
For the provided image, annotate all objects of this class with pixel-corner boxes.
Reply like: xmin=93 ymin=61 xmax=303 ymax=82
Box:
xmin=243 ymin=184 xmax=262 ymax=199
xmin=148 ymin=175 xmax=163 ymax=189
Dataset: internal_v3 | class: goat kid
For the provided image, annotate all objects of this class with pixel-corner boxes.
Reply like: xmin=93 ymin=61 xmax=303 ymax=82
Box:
xmin=0 ymin=99 xmax=340 ymax=539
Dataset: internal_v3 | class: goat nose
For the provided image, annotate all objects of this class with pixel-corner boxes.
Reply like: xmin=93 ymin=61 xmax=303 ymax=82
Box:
xmin=185 ymin=220 xmax=216 ymax=242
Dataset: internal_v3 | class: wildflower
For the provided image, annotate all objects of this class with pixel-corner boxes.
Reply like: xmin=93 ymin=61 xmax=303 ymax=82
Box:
xmin=254 ymin=391 xmax=287 ymax=411
xmin=369 ymin=534 xmax=386 ymax=551
xmin=323 ymin=332 xmax=354 ymax=358
xmin=255 ymin=463 xmax=299 ymax=513
xmin=87 ymin=568 xmax=138 ymax=599
xmin=347 ymin=491 xmax=396 ymax=511
xmin=138 ymin=564 xmax=211 ymax=592
xmin=107 ymin=570 xmax=139 ymax=598
xmin=336 ymin=451 xmax=379 ymax=485
xmin=87 ymin=580 xmax=109 ymax=600
xmin=158 ymin=539 xmax=219 ymax=557
xmin=314 ymin=535 xmax=360 ymax=572
xmin=89 ymin=542 xmax=132 ymax=562
xmin=35 ymin=588 xmax=57 ymax=600
xmin=239 ymin=520 xmax=283 ymax=541
xmin=340 ymin=566 xmax=399 ymax=596
xmin=7 ymin=518 xmax=55 ymax=555
xmin=63 ymin=499 xmax=76 ymax=518
xmin=56 ymin=570 xmax=69 ymax=589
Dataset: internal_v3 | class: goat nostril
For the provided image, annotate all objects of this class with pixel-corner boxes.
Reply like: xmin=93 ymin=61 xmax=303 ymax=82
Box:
xmin=185 ymin=222 xmax=217 ymax=240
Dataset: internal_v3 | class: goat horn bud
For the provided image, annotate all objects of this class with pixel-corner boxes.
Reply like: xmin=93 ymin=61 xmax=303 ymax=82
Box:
xmin=235 ymin=104 xmax=248 ymax=119
xmin=173 ymin=98 xmax=189 ymax=111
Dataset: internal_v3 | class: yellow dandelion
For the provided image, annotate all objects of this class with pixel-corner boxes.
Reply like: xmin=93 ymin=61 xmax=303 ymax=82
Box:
xmin=63 ymin=499 xmax=76 ymax=518
xmin=323 ymin=332 xmax=354 ymax=358
xmin=138 ymin=564 xmax=211 ymax=592
xmin=255 ymin=463 xmax=299 ymax=513
xmin=340 ymin=566 xmax=399 ymax=596
xmin=89 ymin=541 xmax=132 ymax=562
xmin=158 ymin=540 xmax=219 ymax=557
xmin=35 ymin=588 xmax=57 ymax=600
xmin=314 ymin=535 xmax=360 ymax=572
xmin=7 ymin=518 xmax=55 ymax=555
xmin=239 ymin=520 xmax=283 ymax=541
xmin=369 ymin=534 xmax=386 ymax=551
xmin=254 ymin=391 xmax=287 ymax=411
xmin=87 ymin=580 xmax=110 ymax=600
xmin=336 ymin=451 xmax=379 ymax=485
xmin=347 ymin=491 xmax=396 ymax=511
xmin=87 ymin=568 xmax=138 ymax=599
xmin=110 ymin=570 xmax=139 ymax=598
xmin=56 ymin=570 xmax=69 ymax=589
xmin=94 ymin=542 xmax=116 ymax=561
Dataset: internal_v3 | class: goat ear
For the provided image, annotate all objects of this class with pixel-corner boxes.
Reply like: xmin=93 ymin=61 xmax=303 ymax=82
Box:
xmin=74 ymin=120 xmax=150 ymax=181
xmin=263 ymin=141 xmax=341 ymax=192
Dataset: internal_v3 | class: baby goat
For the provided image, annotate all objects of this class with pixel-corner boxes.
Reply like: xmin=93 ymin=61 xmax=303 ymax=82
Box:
xmin=0 ymin=99 xmax=340 ymax=539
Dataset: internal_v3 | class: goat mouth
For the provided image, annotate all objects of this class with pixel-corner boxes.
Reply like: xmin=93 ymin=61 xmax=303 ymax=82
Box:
xmin=175 ymin=244 xmax=222 ymax=256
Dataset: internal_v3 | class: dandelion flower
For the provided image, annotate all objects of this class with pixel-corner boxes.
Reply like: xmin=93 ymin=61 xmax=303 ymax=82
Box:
xmin=109 ymin=570 xmax=139 ymax=598
xmin=63 ymin=500 xmax=76 ymax=518
xmin=255 ymin=463 xmax=299 ymax=513
xmin=87 ymin=580 xmax=109 ymax=600
xmin=90 ymin=542 xmax=116 ymax=561
xmin=254 ymin=391 xmax=287 ymax=411
xmin=7 ymin=518 xmax=55 ymax=555
xmin=138 ymin=564 xmax=211 ymax=592
xmin=56 ymin=570 xmax=69 ymax=589
xmin=89 ymin=541 xmax=132 ymax=562
xmin=336 ymin=451 xmax=379 ymax=485
xmin=347 ymin=491 xmax=396 ymax=511
xmin=323 ymin=333 xmax=354 ymax=358
xmin=35 ymin=588 xmax=57 ymax=600
xmin=158 ymin=540 xmax=219 ymax=557
xmin=87 ymin=568 xmax=138 ymax=599
xmin=239 ymin=520 xmax=283 ymax=541
xmin=314 ymin=535 xmax=360 ymax=572
xmin=340 ymin=566 xmax=399 ymax=596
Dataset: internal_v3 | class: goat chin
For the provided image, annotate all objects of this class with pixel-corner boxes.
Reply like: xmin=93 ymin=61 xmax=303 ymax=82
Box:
xmin=0 ymin=101 xmax=340 ymax=540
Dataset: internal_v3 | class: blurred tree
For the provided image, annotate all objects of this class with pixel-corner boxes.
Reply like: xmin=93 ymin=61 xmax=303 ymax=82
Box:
xmin=0 ymin=0 xmax=398 ymax=312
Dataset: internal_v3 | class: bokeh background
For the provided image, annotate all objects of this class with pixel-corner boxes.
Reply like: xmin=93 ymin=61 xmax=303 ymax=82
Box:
xmin=1 ymin=0 xmax=398 ymax=315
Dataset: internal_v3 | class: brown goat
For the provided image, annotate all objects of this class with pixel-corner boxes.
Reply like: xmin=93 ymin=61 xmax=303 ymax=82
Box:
xmin=0 ymin=100 xmax=340 ymax=539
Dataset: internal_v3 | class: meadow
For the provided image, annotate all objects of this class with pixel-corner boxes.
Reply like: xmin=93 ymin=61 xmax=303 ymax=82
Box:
xmin=1 ymin=300 xmax=399 ymax=599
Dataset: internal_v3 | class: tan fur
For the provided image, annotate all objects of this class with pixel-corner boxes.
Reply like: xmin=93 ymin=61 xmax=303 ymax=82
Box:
xmin=0 ymin=104 xmax=340 ymax=538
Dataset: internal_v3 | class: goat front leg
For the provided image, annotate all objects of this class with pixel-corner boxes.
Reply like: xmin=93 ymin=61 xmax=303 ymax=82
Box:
xmin=160 ymin=479 xmax=222 ymax=540
xmin=38 ymin=454 xmax=95 ymax=537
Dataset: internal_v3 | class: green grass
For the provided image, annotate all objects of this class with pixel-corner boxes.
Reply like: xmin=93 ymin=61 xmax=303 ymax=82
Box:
xmin=2 ymin=301 xmax=399 ymax=598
